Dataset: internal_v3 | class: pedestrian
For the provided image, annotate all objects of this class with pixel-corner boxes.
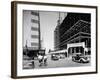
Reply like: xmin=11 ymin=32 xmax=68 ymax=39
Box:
xmin=31 ymin=56 xmax=35 ymax=68
xmin=43 ymin=55 xmax=47 ymax=66
xmin=31 ymin=60 xmax=35 ymax=68
xmin=38 ymin=55 xmax=43 ymax=66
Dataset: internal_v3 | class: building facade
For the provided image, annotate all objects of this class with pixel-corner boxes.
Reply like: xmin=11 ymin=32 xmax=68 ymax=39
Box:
xmin=54 ymin=20 xmax=60 ymax=50
xmin=54 ymin=13 xmax=91 ymax=56
xmin=23 ymin=10 xmax=41 ymax=50
xmin=23 ymin=10 xmax=42 ymax=57
xmin=54 ymin=12 xmax=67 ymax=50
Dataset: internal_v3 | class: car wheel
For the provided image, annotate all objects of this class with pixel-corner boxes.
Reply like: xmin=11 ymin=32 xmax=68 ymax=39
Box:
xmin=72 ymin=58 xmax=74 ymax=61
xmin=80 ymin=59 xmax=83 ymax=63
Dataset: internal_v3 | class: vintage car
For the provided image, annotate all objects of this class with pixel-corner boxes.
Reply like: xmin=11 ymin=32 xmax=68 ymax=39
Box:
xmin=72 ymin=53 xmax=90 ymax=63
xmin=51 ymin=54 xmax=59 ymax=60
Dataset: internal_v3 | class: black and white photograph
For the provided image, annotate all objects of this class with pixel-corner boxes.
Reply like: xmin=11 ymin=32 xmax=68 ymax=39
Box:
xmin=11 ymin=1 xmax=97 ymax=78
xmin=23 ymin=10 xmax=91 ymax=69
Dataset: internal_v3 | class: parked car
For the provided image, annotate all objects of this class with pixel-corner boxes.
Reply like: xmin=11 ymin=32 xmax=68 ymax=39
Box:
xmin=51 ymin=55 xmax=59 ymax=60
xmin=72 ymin=53 xmax=90 ymax=63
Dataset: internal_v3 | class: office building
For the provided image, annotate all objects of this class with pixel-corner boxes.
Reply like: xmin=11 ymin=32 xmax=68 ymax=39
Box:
xmin=23 ymin=10 xmax=41 ymax=50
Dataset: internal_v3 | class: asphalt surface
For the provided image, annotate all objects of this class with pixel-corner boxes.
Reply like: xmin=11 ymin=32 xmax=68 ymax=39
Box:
xmin=23 ymin=54 xmax=91 ymax=69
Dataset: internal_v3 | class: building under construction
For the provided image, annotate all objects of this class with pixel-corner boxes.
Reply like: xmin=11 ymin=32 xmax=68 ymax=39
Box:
xmin=54 ymin=13 xmax=91 ymax=56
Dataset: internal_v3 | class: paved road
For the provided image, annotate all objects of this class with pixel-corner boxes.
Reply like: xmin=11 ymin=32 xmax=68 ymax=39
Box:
xmin=23 ymin=54 xmax=91 ymax=69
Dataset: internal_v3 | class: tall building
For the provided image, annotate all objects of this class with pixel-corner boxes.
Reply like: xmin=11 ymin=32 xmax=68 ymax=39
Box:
xmin=54 ymin=12 xmax=67 ymax=50
xmin=54 ymin=20 xmax=60 ymax=50
xmin=23 ymin=10 xmax=41 ymax=53
xmin=30 ymin=11 xmax=41 ymax=50
xmin=54 ymin=13 xmax=91 ymax=56
xmin=23 ymin=10 xmax=41 ymax=57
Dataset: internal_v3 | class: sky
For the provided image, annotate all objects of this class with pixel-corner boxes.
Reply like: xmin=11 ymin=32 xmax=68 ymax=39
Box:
xmin=40 ymin=11 xmax=67 ymax=53
xmin=39 ymin=11 xmax=59 ymax=53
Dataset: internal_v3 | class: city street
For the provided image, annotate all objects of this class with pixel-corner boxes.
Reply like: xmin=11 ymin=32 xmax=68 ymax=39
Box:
xmin=23 ymin=54 xmax=91 ymax=69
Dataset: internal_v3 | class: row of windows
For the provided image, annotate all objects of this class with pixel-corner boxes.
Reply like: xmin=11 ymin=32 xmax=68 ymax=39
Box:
xmin=31 ymin=35 xmax=39 ymax=38
xmin=60 ymin=20 xmax=90 ymax=38
xmin=31 ymin=27 xmax=39 ymax=31
xmin=59 ymin=37 xmax=91 ymax=50
xmin=60 ymin=21 xmax=90 ymax=42
xmin=31 ymin=19 xmax=39 ymax=23
xmin=81 ymin=25 xmax=91 ymax=33
xmin=31 ymin=11 xmax=39 ymax=16
xmin=31 ymin=42 xmax=39 ymax=46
